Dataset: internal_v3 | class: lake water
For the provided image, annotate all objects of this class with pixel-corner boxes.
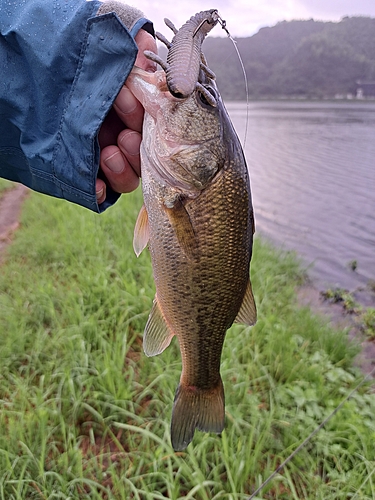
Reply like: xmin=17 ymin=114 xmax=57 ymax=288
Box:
xmin=226 ymin=100 xmax=375 ymax=297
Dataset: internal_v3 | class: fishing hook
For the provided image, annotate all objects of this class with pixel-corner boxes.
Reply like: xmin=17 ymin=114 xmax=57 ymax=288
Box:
xmin=217 ymin=14 xmax=231 ymax=37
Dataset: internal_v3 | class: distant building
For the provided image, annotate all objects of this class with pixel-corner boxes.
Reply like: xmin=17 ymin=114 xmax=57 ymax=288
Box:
xmin=356 ymin=81 xmax=375 ymax=98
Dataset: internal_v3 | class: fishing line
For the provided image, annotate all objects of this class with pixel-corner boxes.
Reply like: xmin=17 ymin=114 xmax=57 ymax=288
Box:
xmin=248 ymin=366 xmax=375 ymax=499
xmin=218 ymin=15 xmax=250 ymax=149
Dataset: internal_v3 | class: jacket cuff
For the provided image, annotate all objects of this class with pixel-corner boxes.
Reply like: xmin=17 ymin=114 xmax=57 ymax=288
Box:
xmin=96 ymin=2 xmax=154 ymax=35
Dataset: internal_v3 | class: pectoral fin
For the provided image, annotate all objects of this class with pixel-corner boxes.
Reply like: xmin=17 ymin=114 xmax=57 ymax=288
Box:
xmin=143 ymin=296 xmax=174 ymax=357
xmin=235 ymin=279 xmax=257 ymax=326
xmin=133 ymin=204 xmax=149 ymax=257
xmin=164 ymin=198 xmax=198 ymax=260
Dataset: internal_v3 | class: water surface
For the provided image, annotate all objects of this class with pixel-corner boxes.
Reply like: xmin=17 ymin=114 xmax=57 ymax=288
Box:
xmin=226 ymin=100 xmax=375 ymax=294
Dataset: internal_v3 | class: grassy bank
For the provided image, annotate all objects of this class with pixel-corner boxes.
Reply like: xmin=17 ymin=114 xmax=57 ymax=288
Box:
xmin=0 ymin=189 xmax=374 ymax=499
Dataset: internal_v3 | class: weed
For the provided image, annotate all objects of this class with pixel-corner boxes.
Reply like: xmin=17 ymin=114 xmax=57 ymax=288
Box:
xmin=348 ymin=260 xmax=358 ymax=272
xmin=322 ymin=286 xmax=375 ymax=338
xmin=362 ymin=308 xmax=375 ymax=339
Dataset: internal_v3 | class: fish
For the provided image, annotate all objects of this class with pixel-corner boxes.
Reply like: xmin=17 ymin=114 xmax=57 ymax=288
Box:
xmin=126 ymin=9 xmax=257 ymax=451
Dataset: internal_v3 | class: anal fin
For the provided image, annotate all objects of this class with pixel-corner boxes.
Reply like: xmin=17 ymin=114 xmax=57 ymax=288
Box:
xmin=143 ymin=296 xmax=174 ymax=357
xmin=235 ymin=279 xmax=257 ymax=326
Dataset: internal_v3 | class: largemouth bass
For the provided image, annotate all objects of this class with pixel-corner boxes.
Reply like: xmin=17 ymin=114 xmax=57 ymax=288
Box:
xmin=126 ymin=10 xmax=256 ymax=451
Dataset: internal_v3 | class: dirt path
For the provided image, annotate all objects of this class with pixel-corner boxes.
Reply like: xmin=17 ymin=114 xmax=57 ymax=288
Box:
xmin=0 ymin=184 xmax=29 ymax=262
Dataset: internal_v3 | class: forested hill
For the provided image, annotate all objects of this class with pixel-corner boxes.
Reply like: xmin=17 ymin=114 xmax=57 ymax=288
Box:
xmin=199 ymin=16 xmax=375 ymax=99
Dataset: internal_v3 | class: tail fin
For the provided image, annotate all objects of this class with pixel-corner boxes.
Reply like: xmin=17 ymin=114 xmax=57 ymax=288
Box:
xmin=170 ymin=380 xmax=225 ymax=451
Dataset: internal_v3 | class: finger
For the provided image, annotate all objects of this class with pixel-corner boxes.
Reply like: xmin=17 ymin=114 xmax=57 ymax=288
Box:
xmin=96 ymin=178 xmax=106 ymax=204
xmin=100 ymin=145 xmax=140 ymax=193
xmin=111 ymin=31 xmax=157 ymax=134
xmin=98 ymin=107 xmax=124 ymax=148
xmin=118 ymin=129 xmax=141 ymax=176
xmin=113 ymin=86 xmax=144 ymax=132
xmin=134 ymin=30 xmax=158 ymax=72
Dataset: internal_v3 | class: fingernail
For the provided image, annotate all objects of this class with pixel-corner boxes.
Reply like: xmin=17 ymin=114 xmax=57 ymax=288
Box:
xmin=104 ymin=150 xmax=124 ymax=173
xmin=116 ymin=87 xmax=137 ymax=114
xmin=96 ymin=186 xmax=104 ymax=200
xmin=119 ymin=131 xmax=141 ymax=156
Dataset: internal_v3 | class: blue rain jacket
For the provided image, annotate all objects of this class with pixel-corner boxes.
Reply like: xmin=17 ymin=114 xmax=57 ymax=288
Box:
xmin=0 ymin=0 xmax=151 ymax=212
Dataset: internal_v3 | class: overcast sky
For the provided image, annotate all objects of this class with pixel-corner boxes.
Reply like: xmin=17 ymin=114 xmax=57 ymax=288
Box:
xmin=129 ymin=0 xmax=375 ymax=38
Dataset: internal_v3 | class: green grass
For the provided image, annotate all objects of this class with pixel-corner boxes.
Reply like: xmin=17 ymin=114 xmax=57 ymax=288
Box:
xmin=0 ymin=189 xmax=375 ymax=499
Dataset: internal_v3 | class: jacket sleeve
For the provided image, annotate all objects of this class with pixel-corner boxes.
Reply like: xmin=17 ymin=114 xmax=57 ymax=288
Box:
xmin=0 ymin=0 xmax=153 ymax=212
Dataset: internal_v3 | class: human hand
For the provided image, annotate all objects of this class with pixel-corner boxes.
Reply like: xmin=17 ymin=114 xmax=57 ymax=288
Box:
xmin=96 ymin=29 xmax=157 ymax=204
